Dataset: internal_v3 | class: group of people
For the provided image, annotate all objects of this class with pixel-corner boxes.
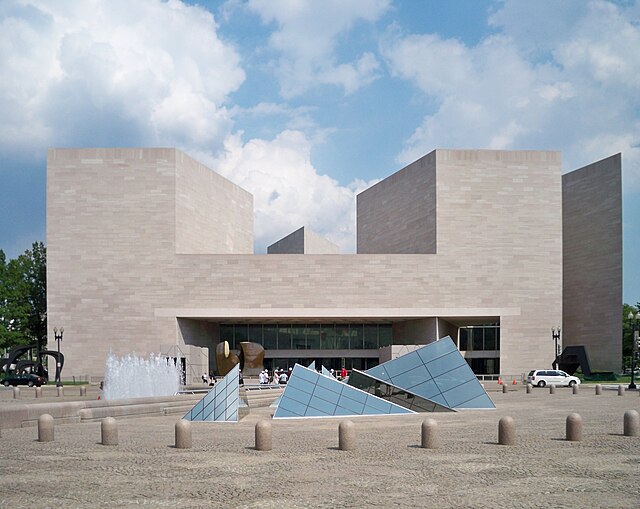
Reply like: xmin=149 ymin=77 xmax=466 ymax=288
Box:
xmin=203 ymin=365 xmax=349 ymax=386
xmin=201 ymin=373 xmax=217 ymax=386
xmin=258 ymin=368 xmax=291 ymax=385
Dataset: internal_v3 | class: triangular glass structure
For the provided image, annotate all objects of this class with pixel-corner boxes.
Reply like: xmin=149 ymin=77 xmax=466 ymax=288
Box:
xmin=183 ymin=364 xmax=245 ymax=422
xmin=273 ymin=364 xmax=414 ymax=419
xmin=362 ymin=337 xmax=495 ymax=410
xmin=321 ymin=365 xmax=332 ymax=377
xmin=307 ymin=361 xmax=316 ymax=370
xmin=348 ymin=369 xmax=453 ymax=412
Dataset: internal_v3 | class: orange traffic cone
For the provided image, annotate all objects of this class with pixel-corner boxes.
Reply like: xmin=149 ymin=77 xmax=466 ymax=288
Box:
xmin=512 ymin=379 xmax=517 ymax=385
xmin=497 ymin=378 xmax=502 ymax=385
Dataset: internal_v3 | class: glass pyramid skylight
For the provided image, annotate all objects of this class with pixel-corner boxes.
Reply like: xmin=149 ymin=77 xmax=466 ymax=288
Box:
xmin=348 ymin=369 xmax=453 ymax=412
xmin=362 ymin=337 xmax=495 ymax=410
xmin=273 ymin=364 xmax=414 ymax=419
xmin=183 ymin=364 xmax=248 ymax=422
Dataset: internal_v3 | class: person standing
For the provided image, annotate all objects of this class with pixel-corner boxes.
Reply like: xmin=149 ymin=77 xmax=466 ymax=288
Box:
xmin=340 ymin=367 xmax=347 ymax=379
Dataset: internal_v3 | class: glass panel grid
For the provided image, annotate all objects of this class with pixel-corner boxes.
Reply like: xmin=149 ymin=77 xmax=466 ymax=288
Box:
xmin=274 ymin=364 xmax=414 ymax=418
xmin=184 ymin=364 xmax=241 ymax=422
xmin=362 ymin=337 xmax=494 ymax=410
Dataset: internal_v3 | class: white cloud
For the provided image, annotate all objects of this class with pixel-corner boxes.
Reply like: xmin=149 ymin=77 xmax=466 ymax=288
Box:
xmin=382 ymin=0 xmax=640 ymax=189
xmin=194 ymin=130 xmax=376 ymax=253
xmin=0 ymin=0 xmax=377 ymax=254
xmin=247 ymin=0 xmax=390 ymax=97
xmin=0 ymin=0 xmax=245 ymax=157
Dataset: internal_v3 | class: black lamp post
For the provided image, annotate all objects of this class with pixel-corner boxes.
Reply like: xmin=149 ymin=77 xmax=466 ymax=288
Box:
xmin=552 ymin=326 xmax=561 ymax=369
xmin=628 ymin=311 xmax=639 ymax=390
xmin=53 ymin=327 xmax=64 ymax=387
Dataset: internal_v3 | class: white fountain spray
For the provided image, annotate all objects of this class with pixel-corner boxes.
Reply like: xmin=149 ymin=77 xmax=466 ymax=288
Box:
xmin=103 ymin=352 xmax=183 ymax=400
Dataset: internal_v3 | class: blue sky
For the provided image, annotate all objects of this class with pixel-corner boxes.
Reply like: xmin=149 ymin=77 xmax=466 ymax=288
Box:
xmin=0 ymin=0 xmax=638 ymax=304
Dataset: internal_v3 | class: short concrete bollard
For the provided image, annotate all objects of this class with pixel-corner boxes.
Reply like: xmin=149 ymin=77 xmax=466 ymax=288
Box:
xmin=101 ymin=417 xmax=118 ymax=446
xmin=338 ymin=420 xmax=356 ymax=451
xmin=255 ymin=420 xmax=272 ymax=451
xmin=35 ymin=387 xmax=42 ymax=398
xmin=175 ymin=419 xmax=192 ymax=449
xmin=12 ymin=387 xmax=20 ymax=399
xmin=618 ymin=385 xmax=624 ymax=396
xmin=421 ymin=418 xmax=438 ymax=449
xmin=566 ymin=413 xmax=582 ymax=442
xmin=80 ymin=386 xmax=87 ymax=397
xmin=549 ymin=384 xmax=556 ymax=394
xmin=526 ymin=383 xmax=532 ymax=394
xmin=572 ymin=384 xmax=579 ymax=395
xmin=38 ymin=414 xmax=54 ymax=442
xmin=595 ymin=384 xmax=602 ymax=395
xmin=57 ymin=386 xmax=64 ymax=397
xmin=623 ymin=410 xmax=639 ymax=437
xmin=502 ymin=384 xmax=507 ymax=394
xmin=498 ymin=416 xmax=515 ymax=446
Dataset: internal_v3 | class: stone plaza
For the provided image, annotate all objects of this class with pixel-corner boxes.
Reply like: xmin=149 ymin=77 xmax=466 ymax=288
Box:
xmin=0 ymin=384 xmax=639 ymax=508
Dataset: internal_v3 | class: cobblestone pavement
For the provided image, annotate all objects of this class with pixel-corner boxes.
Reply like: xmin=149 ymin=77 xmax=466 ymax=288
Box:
xmin=0 ymin=385 xmax=639 ymax=508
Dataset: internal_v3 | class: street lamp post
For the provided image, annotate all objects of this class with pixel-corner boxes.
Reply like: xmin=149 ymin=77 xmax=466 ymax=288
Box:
xmin=628 ymin=311 xmax=639 ymax=390
xmin=53 ymin=327 xmax=64 ymax=387
xmin=552 ymin=327 xmax=561 ymax=369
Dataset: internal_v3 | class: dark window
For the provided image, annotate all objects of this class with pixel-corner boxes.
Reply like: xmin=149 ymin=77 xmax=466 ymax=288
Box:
xmin=349 ymin=324 xmax=364 ymax=349
xmin=459 ymin=329 xmax=469 ymax=350
xmin=278 ymin=326 xmax=292 ymax=349
xmin=472 ymin=328 xmax=484 ymax=351
xmin=234 ymin=324 xmax=248 ymax=349
xmin=364 ymin=325 xmax=378 ymax=349
xmin=484 ymin=328 xmax=496 ymax=350
xmin=263 ymin=326 xmax=277 ymax=350
xmin=248 ymin=325 xmax=263 ymax=345
xmin=335 ymin=326 xmax=350 ymax=349
xmin=306 ymin=326 xmax=321 ymax=349
xmin=291 ymin=326 xmax=306 ymax=349
xmin=378 ymin=325 xmax=392 ymax=347
xmin=320 ymin=325 xmax=336 ymax=349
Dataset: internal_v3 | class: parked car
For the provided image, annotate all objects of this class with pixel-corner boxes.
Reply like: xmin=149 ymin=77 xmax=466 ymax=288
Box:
xmin=527 ymin=369 xmax=580 ymax=388
xmin=1 ymin=373 xmax=47 ymax=387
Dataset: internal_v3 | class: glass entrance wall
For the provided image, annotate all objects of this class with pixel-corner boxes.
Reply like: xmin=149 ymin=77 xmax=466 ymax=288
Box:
xmin=219 ymin=323 xmax=392 ymax=350
xmin=458 ymin=324 xmax=500 ymax=375
xmin=458 ymin=325 xmax=500 ymax=351
xmin=266 ymin=357 xmax=379 ymax=372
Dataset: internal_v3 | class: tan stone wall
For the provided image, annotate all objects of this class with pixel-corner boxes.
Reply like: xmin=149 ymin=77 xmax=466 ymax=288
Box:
xmin=47 ymin=148 xmax=179 ymax=378
xmin=47 ymin=148 xmax=249 ymax=378
xmin=175 ymin=151 xmax=253 ymax=254
xmin=267 ymin=227 xmax=304 ymax=254
xmin=434 ymin=150 xmax=563 ymax=376
xmin=267 ymin=227 xmax=339 ymax=254
xmin=562 ymin=154 xmax=622 ymax=372
xmin=304 ymin=228 xmax=340 ymax=254
xmin=357 ymin=151 xmax=437 ymax=254
xmin=46 ymin=148 xmax=578 ymax=379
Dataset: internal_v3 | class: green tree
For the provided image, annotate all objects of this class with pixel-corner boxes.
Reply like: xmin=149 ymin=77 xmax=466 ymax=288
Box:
xmin=623 ymin=302 xmax=639 ymax=368
xmin=0 ymin=242 xmax=47 ymax=351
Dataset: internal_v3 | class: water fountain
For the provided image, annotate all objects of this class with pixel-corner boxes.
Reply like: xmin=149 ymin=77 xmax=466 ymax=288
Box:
xmin=103 ymin=352 xmax=182 ymax=400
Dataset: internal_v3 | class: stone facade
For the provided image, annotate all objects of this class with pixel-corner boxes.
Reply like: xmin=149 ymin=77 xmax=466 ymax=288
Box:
xmin=267 ymin=227 xmax=339 ymax=254
xmin=357 ymin=151 xmax=437 ymax=254
xmin=562 ymin=154 xmax=622 ymax=372
xmin=46 ymin=148 xmax=621 ymax=380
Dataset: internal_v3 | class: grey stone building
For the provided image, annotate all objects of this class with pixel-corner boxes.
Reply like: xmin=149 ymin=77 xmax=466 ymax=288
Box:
xmin=46 ymin=148 xmax=621 ymax=382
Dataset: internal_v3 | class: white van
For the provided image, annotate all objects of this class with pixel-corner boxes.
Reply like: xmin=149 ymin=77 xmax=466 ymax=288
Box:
xmin=527 ymin=369 xmax=580 ymax=387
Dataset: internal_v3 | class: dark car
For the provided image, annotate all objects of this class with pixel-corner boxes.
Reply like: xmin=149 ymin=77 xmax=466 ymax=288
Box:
xmin=1 ymin=373 xmax=47 ymax=387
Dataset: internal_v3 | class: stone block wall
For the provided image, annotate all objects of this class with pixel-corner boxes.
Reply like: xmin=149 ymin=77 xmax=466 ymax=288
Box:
xmin=562 ymin=154 xmax=622 ymax=372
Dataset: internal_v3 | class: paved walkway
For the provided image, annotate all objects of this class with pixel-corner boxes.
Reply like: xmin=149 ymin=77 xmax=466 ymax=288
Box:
xmin=0 ymin=385 xmax=639 ymax=508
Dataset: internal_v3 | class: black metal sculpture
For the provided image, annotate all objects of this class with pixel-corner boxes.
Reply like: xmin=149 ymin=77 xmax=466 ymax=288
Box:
xmin=0 ymin=344 xmax=64 ymax=384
